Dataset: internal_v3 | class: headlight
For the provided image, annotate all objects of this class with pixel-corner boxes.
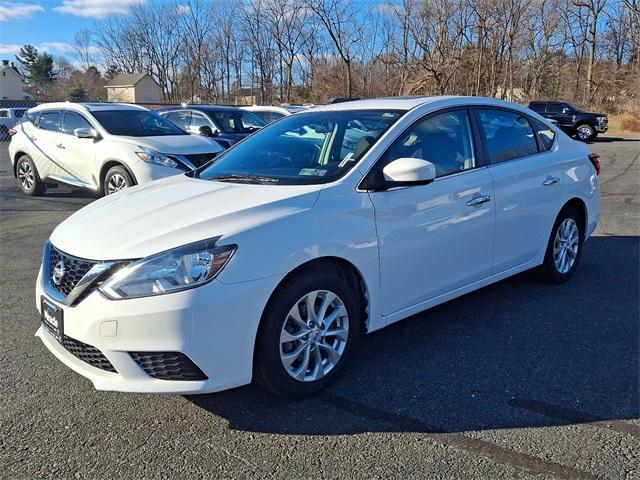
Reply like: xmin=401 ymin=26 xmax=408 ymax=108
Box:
xmin=99 ymin=238 xmax=236 ymax=299
xmin=135 ymin=147 xmax=179 ymax=168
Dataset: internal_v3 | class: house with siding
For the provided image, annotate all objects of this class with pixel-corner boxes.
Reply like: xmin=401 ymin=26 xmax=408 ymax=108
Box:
xmin=105 ymin=73 xmax=163 ymax=103
xmin=0 ymin=60 xmax=30 ymax=100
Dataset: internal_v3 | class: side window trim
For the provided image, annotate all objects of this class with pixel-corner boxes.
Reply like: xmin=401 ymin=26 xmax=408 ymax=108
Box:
xmin=360 ymin=107 xmax=480 ymax=191
xmin=473 ymin=106 xmax=550 ymax=165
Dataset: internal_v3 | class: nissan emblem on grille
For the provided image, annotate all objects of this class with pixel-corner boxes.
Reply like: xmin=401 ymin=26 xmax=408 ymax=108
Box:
xmin=52 ymin=260 xmax=65 ymax=285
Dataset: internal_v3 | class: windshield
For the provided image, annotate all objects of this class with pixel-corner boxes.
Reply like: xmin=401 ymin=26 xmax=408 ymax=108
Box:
xmin=206 ymin=109 xmax=267 ymax=134
xmin=564 ymin=101 xmax=583 ymax=113
xmin=92 ymin=110 xmax=187 ymax=137
xmin=197 ymin=109 xmax=404 ymax=185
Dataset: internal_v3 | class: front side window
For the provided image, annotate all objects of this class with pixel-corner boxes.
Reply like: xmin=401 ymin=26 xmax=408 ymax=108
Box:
xmin=478 ymin=109 xmax=539 ymax=163
xmin=191 ymin=112 xmax=213 ymax=128
xmin=547 ymin=103 xmax=569 ymax=114
xmin=92 ymin=110 xmax=186 ymax=137
xmin=38 ymin=112 xmax=62 ymax=132
xmin=164 ymin=110 xmax=190 ymax=129
xmin=62 ymin=111 xmax=92 ymax=135
xmin=209 ymin=109 xmax=266 ymax=134
xmin=379 ymin=109 xmax=476 ymax=178
xmin=530 ymin=118 xmax=555 ymax=151
xmin=198 ymin=109 xmax=404 ymax=185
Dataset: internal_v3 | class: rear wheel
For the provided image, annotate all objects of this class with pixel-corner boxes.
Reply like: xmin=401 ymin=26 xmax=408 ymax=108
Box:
xmin=16 ymin=155 xmax=46 ymax=196
xmin=104 ymin=165 xmax=134 ymax=196
xmin=576 ymin=124 xmax=595 ymax=141
xmin=539 ymin=207 xmax=583 ymax=283
xmin=254 ymin=265 xmax=360 ymax=397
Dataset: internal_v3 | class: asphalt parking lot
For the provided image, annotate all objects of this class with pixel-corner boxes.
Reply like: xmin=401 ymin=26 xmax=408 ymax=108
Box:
xmin=1 ymin=136 xmax=638 ymax=479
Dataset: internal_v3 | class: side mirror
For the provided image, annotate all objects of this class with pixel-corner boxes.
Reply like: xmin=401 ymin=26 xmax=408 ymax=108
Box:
xmin=562 ymin=107 xmax=571 ymax=115
xmin=382 ymin=157 xmax=436 ymax=186
xmin=74 ymin=127 xmax=98 ymax=139
xmin=197 ymin=125 xmax=214 ymax=137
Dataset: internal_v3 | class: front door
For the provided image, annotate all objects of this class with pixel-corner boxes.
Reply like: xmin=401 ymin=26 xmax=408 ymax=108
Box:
xmin=367 ymin=109 xmax=495 ymax=316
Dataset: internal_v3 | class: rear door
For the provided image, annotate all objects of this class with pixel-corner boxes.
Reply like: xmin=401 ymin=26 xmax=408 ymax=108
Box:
xmin=29 ymin=110 xmax=62 ymax=178
xmin=476 ymin=108 xmax=563 ymax=273
xmin=57 ymin=110 xmax=97 ymax=186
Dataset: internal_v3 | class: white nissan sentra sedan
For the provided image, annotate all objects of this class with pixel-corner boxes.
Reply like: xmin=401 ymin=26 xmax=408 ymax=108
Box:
xmin=35 ymin=96 xmax=601 ymax=397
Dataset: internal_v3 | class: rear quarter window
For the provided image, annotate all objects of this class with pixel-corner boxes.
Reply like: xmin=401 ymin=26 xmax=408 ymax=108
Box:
xmin=530 ymin=118 xmax=556 ymax=151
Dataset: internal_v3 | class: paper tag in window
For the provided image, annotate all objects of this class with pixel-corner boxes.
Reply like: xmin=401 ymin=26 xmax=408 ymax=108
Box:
xmin=299 ymin=168 xmax=327 ymax=176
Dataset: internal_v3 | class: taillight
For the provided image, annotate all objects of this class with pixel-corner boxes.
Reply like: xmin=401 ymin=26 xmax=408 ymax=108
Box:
xmin=588 ymin=153 xmax=600 ymax=175
xmin=8 ymin=128 xmax=17 ymax=137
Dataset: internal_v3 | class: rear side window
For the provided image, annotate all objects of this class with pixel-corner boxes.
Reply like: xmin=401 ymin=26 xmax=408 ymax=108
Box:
xmin=62 ymin=111 xmax=92 ymax=135
xmin=478 ymin=109 xmax=539 ymax=163
xmin=38 ymin=112 xmax=62 ymax=132
xmin=530 ymin=118 xmax=555 ymax=151
xmin=0 ymin=109 xmax=8 ymax=118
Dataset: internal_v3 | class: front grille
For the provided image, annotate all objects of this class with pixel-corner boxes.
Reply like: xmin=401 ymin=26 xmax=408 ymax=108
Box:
xmin=49 ymin=245 xmax=99 ymax=296
xmin=129 ymin=352 xmax=208 ymax=381
xmin=183 ymin=152 xmax=217 ymax=168
xmin=62 ymin=335 xmax=117 ymax=373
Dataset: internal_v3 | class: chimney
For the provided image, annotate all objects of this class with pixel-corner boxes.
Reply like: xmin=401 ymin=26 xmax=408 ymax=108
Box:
xmin=2 ymin=60 xmax=8 ymax=66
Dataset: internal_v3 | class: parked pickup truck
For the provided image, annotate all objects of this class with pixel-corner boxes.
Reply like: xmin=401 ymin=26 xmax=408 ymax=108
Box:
xmin=0 ymin=107 xmax=27 ymax=140
xmin=528 ymin=101 xmax=608 ymax=141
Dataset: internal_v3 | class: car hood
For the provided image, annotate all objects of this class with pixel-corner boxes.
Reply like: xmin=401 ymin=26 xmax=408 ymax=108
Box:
xmin=50 ymin=175 xmax=322 ymax=260
xmin=115 ymin=134 xmax=223 ymax=154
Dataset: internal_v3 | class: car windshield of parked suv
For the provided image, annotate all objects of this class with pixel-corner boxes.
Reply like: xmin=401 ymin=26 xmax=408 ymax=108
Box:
xmin=207 ymin=109 xmax=267 ymax=134
xmin=197 ymin=109 xmax=404 ymax=185
xmin=91 ymin=109 xmax=187 ymax=137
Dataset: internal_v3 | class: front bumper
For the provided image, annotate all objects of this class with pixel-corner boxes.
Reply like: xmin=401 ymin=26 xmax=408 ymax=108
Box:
xmin=36 ymin=266 xmax=279 ymax=394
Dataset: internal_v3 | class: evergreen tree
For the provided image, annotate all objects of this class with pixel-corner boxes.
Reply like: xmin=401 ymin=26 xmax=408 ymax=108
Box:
xmin=15 ymin=45 xmax=38 ymax=78
xmin=104 ymin=64 xmax=120 ymax=81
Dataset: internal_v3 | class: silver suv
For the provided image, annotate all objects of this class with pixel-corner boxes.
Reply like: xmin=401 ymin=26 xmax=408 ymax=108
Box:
xmin=9 ymin=102 xmax=223 ymax=196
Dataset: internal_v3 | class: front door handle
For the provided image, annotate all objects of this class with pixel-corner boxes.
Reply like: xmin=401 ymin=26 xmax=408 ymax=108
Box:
xmin=56 ymin=143 xmax=65 ymax=149
xmin=466 ymin=194 xmax=492 ymax=207
xmin=542 ymin=176 xmax=560 ymax=186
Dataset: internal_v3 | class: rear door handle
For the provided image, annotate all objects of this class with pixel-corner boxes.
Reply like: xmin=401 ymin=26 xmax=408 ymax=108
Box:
xmin=466 ymin=194 xmax=492 ymax=206
xmin=542 ymin=176 xmax=560 ymax=186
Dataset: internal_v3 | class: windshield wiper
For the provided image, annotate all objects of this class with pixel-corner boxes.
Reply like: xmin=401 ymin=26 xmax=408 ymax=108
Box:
xmin=211 ymin=174 xmax=280 ymax=184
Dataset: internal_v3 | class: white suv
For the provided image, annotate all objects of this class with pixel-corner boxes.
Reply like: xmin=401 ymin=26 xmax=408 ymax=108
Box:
xmin=9 ymin=102 xmax=223 ymax=196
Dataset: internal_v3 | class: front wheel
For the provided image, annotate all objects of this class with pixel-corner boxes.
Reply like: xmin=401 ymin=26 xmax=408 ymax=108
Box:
xmin=576 ymin=124 xmax=595 ymax=141
xmin=254 ymin=266 xmax=360 ymax=397
xmin=104 ymin=165 xmax=134 ymax=196
xmin=539 ymin=207 xmax=583 ymax=283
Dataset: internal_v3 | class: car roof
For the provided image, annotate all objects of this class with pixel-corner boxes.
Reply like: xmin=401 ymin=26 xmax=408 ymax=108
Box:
xmin=157 ymin=105 xmax=243 ymax=114
xmin=310 ymin=95 xmax=532 ymax=113
xmin=29 ymin=102 xmax=148 ymax=114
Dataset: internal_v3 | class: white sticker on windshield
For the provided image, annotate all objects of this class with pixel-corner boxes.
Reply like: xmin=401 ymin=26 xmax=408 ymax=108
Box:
xmin=299 ymin=168 xmax=327 ymax=176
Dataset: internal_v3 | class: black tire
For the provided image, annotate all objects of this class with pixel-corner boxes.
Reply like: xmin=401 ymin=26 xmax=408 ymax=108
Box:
xmin=15 ymin=154 xmax=46 ymax=196
xmin=575 ymin=124 xmax=595 ymax=141
xmin=103 ymin=165 xmax=134 ymax=196
xmin=538 ymin=207 xmax=584 ymax=283
xmin=254 ymin=264 xmax=361 ymax=398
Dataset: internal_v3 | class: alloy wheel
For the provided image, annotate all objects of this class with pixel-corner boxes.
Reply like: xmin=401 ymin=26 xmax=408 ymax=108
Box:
xmin=553 ymin=218 xmax=579 ymax=274
xmin=106 ymin=173 xmax=128 ymax=194
xmin=18 ymin=161 xmax=35 ymax=190
xmin=279 ymin=289 xmax=349 ymax=382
